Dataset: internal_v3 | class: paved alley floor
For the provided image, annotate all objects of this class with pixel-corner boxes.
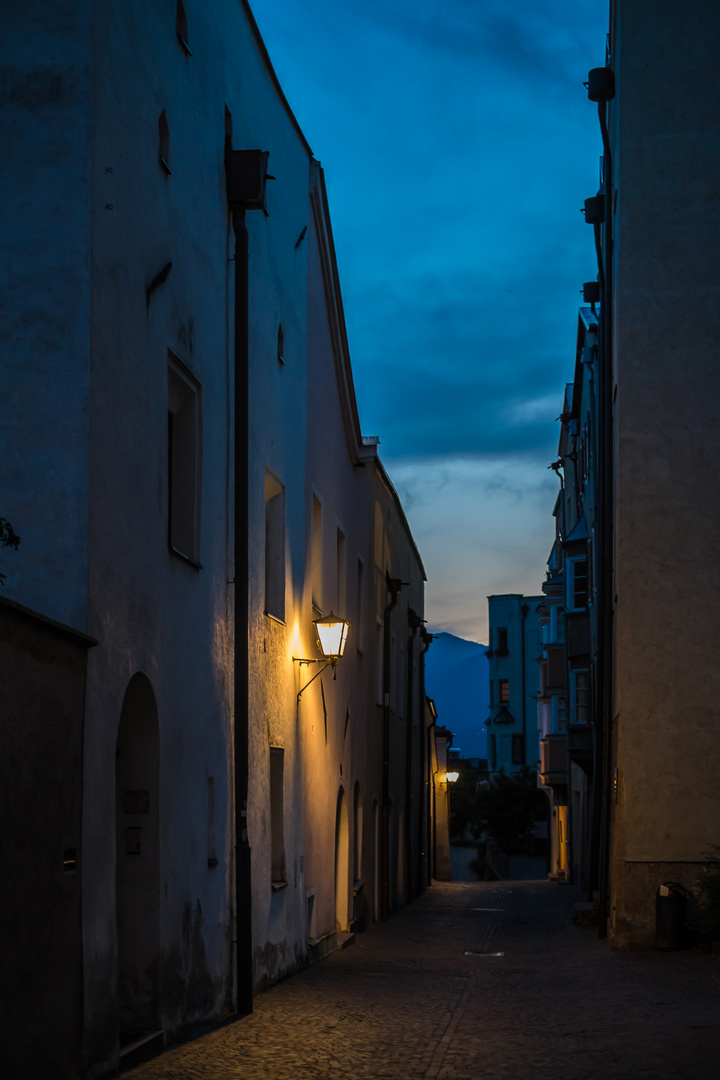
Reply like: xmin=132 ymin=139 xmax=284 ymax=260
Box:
xmin=126 ymin=879 xmax=720 ymax=1080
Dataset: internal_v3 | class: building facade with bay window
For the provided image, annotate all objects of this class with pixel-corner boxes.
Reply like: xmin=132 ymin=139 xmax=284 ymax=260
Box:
xmin=486 ymin=594 xmax=543 ymax=777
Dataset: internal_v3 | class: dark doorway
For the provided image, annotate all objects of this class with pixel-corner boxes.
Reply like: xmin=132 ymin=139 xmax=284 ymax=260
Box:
xmin=115 ymin=673 xmax=160 ymax=1040
xmin=335 ymin=787 xmax=349 ymax=931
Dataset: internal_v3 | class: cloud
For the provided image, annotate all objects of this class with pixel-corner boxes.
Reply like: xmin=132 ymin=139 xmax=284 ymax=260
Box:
xmin=384 ymin=453 xmax=558 ymax=640
xmin=248 ymin=0 xmax=607 ymax=640
xmin=330 ymin=0 xmax=607 ymax=93
xmin=349 ymin=261 xmax=576 ymax=460
xmin=252 ymin=0 xmax=604 ymax=473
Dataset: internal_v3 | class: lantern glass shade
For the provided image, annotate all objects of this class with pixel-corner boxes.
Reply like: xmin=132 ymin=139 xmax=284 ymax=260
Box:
xmin=445 ymin=771 xmax=460 ymax=783
xmin=314 ymin=613 xmax=350 ymax=659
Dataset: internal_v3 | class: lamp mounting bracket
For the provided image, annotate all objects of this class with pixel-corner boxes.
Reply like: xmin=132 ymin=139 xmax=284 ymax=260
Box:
xmin=295 ymin=659 xmax=337 ymax=700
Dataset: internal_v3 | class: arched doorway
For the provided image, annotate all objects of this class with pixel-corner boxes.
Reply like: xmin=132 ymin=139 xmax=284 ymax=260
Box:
xmin=334 ymin=787 xmax=349 ymax=932
xmin=115 ymin=673 xmax=160 ymax=1037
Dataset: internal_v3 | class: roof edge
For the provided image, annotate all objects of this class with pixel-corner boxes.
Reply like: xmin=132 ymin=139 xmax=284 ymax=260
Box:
xmin=241 ymin=1 xmax=313 ymax=158
xmin=374 ymin=457 xmax=427 ymax=581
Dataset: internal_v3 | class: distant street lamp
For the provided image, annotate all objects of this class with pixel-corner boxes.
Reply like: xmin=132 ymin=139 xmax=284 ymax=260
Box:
xmin=294 ymin=613 xmax=350 ymax=700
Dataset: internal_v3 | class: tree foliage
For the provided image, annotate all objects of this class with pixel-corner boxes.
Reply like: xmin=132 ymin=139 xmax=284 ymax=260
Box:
xmin=450 ymin=765 xmax=546 ymax=854
xmin=448 ymin=771 xmax=483 ymax=839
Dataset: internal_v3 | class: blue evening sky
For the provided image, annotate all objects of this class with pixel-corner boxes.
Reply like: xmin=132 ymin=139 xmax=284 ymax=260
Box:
xmin=249 ymin=0 xmax=609 ymax=642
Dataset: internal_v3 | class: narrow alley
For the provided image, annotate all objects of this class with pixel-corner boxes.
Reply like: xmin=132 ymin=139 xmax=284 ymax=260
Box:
xmin=124 ymin=879 xmax=719 ymax=1080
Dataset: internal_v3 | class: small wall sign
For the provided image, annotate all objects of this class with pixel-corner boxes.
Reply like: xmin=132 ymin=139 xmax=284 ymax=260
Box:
xmin=126 ymin=827 xmax=142 ymax=854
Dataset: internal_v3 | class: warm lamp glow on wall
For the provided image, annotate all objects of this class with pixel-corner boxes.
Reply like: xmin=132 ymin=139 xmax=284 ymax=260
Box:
xmin=293 ymin=613 xmax=350 ymax=700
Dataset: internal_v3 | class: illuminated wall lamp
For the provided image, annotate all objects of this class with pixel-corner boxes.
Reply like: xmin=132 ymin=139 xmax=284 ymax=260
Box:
xmin=294 ymin=613 xmax=350 ymax=700
xmin=445 ymin=771 xmax=460 ymax=784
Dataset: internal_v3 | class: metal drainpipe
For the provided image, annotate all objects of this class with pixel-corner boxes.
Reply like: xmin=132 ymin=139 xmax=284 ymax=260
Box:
xmin=520 ymin=603 xmax=528 ymax=763
xmin=231 ymin=206 xmax=253 ymax=1014
xmin=404 ymin=611 xmax=421 ymax=902
xmin=595 ymin=82 xmax=615 ymax=940
xmin=403 ymin=617 xmax=414 ymax=903
xmin=419 ymin=627 xmax=433 ymax=890
xmin=380 ymin=574 xmax=402 ymax=920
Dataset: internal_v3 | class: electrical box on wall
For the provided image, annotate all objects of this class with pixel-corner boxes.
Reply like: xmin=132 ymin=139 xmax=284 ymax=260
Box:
xmin=226 ymin=149 xmax=271 ymax=211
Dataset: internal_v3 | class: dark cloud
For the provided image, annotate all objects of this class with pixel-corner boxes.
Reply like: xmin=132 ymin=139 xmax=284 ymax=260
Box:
xmin=347 ymin=0 xmax=606 ymax=92
xmin=250 ymin=0 xmax=606 ymax=636
xmin=345 ymin=254 xmax=583 ymax=459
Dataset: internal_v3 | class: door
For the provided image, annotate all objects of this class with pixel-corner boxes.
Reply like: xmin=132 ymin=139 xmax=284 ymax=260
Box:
xmin=115 ymin=673 xmax=160 ymax=1035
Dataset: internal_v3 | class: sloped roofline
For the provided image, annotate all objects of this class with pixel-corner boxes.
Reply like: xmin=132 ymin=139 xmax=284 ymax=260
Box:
xmin=309 ymin=160 xmax=378 ymax=468
xmin=374 ymin=457 xmax=428 ymax=582
xmin=241 ymin=1 xmax=313 ymax=158
xmin=570 ymin=306 xmax=599 ymax=419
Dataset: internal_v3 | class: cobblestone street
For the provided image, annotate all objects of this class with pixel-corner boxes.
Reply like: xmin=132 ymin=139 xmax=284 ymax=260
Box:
xmin=126 ymin=879 xmax=719 ymax=1080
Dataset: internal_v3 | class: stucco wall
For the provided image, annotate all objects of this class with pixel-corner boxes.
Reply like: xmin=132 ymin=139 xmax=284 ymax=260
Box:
xmin=611 ymin=0 xmax=720 ymax=863
xmin=1 ymin=1 xmax=93 ymax=629
xmin=3 ymin=5 xmax=429 ymax=1068
xmin=608 ymin=0 xmax=720 ymax=943
xmin=301 ymin=191 xmax=371 ymax=942
xmin=369 ymin=463 xmax=426 ymax=911
xmin=242 ymin=51 xmax=313 ymax=998
xmin=77 ymin=1 xmax=318 ymax=1067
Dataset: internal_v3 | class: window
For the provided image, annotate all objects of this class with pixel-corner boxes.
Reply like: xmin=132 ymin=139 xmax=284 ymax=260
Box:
xmin=176 ymin=0 xmax=191 ymax=54
xmin=555 ymin=696 xmax=568 ymax=733
xmin=355 ymin=556 xmax=365 ymax=651
xmin=389 ymin=631 xmax=397 ymax=713
xmin=270 ymin=748 xmax=285 ymax=885
xmin=353 ymin=782 xmax=362 ymax=883
xmin=586 ymin=537 xmax=594 ymax=602
xmin=168 ymin=357 xmax=201 ymax=563
xmin=375 ymin=619 xmax=383 ymax=705
xmin=264 ymin=472 xmax=285 ymax=620
xmin=566 ymin=556 xmax=588 ymax=611
xmin=580 ymin=423 xmax=589 ymax=486
xmin=499 ymin=679 xmax=510 ymax=704
xmin=207 ymin=777 xmax=217 ymax=867
xmin=490 ymin=734 xmax=497 ymax=769
xmin=311 ymin=493 xmax=323 ymax=614
xmin=336 ymin=525 xmax=346 ymax=615
xmin=158 ymin=109 xmax=171 ymax=173
xmin=559 ymin=696 xmax=568 ymax=729
xmin=512 ymin=734 xmax=524 ymax=765
xmin=569 ymin=669 xmax=590 ymax=725
xmin=277 ymin=323 xmax=284 ymax=365
xmin=496 ymin=627 xmax=508 ymax=656
xmin=373 ymin=500 xmax=384 ymax=571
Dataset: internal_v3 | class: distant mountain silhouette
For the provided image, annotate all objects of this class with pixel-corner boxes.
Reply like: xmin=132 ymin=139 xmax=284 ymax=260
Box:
xmin=424 ymin=632 xmax=489 ymax=758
